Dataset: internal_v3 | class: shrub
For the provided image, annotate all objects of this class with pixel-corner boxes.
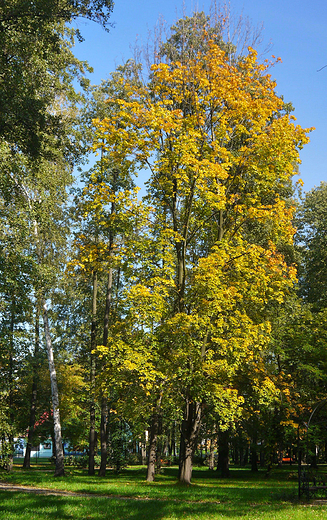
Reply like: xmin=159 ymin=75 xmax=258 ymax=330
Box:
xmin=0 ymin=457 xmax=10 ymax=471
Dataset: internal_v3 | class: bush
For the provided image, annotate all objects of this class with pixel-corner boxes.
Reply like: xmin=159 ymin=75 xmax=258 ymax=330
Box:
xmin=64 ymin=455 xmax=88 ymax=468
xmin=64 ymin=454 xmax=102 ymax=468
xmin=126 ymin=453 xmax=142 ymax=465
xmin=0 ymin=457 xmax=10 ymax=471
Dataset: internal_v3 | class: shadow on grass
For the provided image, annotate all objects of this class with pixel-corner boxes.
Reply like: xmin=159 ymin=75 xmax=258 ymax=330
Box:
xmin=0 ymin=464 xmax=299 ymax=505
xmin=0 ymin=490 xmax=318 ymax=520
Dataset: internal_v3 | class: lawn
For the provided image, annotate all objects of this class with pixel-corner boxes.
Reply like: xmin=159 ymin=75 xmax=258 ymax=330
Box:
xmin=0 ymin=461 xmax=326 ymax=519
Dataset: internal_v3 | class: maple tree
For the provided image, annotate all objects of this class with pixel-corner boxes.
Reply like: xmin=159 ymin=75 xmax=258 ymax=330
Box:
xmin=93 ymin=30 xmax=311 ymax=483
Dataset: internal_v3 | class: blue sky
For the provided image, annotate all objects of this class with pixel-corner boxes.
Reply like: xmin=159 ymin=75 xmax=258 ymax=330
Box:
xmin=72 ymin=0 xmax=327 ymax=193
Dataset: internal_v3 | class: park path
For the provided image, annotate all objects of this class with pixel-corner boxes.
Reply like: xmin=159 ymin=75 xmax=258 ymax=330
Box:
xmin=2 ymin=480 xmax=327 ymax=506
xmin=0 ymin=481 xmax=151 ymax=500
xmin=0 ymin=481 xmax=219 ymax=503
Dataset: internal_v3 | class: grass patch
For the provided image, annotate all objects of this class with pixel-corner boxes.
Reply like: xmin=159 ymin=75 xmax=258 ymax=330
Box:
xmin=0 ymin=462 xmax=326 ymax=519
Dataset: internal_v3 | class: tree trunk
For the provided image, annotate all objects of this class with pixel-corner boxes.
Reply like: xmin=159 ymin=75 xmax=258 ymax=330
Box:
xmin=241 ymin=443 xmax=249 ymax=466
xmin=98 ymin=396 xmax=108 ymax=476
xmin=250 ymin=426 xmax=258 ymax=471
xmin=88 ymin=355 xmax=96 ymax=475
xmin=43 ymin=300 xmax=64 ymax=476
xmin=88 ymin=270 xmax=97 ymax=476
xmin=173 ymin=422 xmax=177 ymax=457
xmin=251 ymin=442 xmax=258 ymax=472
xmin=178 ymin=400 xmax=202 ymax=484
xmin=260 ymin=442 xmax=265 ymax=468
xmin=52 ymin=430 xmax=56 ymax=458
xmin=217 ymin=429 xmax=229 ymax=478
xmin=7 ymin=298 xmax=15 ymax=472
xmin=208 ymin=438 xmax=215 ymax=470
xmin=99 ymin=264 xmax=112 ymax=477
xmin=141 ymin=436 xmax=147 ymax=465
xmin=233 ymin=443 xmax=239 ymax=465
xmin=146 ymin=394 xmax=162 ymax=482
xmin=23 ymin=303 xmax=40 ymax=469
xmin=23 ymin=378 xmax=37 ymax=468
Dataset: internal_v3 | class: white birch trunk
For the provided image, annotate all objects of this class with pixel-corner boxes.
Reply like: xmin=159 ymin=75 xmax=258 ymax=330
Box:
xmin=43 ymin=300 xmax=64 ymax=476
xmin=10 ymin=175 xmax=65 ymax=476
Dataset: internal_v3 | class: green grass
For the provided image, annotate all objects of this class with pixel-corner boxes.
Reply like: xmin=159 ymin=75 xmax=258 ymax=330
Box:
xmin=0 ymin=462 xmax=326 ymax=519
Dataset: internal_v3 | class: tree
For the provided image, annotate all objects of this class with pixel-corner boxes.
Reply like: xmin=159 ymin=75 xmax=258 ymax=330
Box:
xmin=0 ymin=0 xmax=113 ymax=158
xmin=93 ymin=25 xmax=310 ymax=483
xmin=0 ymin=0 xmax=115 ymax=475
xmin=296 ymin=182 xmax=327 ymax=311
xmin=67 ymin=61 xmax=148 ymax=476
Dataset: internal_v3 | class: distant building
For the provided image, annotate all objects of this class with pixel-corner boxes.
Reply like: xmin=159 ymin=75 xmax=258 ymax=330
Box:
xmin=15 ymin=438 xmax=53 ymax=459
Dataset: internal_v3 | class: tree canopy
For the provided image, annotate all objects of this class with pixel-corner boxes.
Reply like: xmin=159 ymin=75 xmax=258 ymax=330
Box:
xmin=0 ymin=0 xmax=113 ymax=158
xmin=1 ymin=6 xmax=325 ymax=485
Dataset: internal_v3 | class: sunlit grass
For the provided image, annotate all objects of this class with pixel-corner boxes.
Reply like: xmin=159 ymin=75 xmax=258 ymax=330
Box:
xmin=0 ymin=462 xmax=326 ymax=519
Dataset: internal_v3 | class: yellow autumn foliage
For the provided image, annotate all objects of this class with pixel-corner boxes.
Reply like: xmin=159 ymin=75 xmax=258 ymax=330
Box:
xmin=90 ymin=31 xmax=311 ymax=427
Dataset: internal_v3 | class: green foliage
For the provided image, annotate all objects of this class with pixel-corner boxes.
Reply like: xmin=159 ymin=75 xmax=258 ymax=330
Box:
xmin=107 ymin=418 xmax=132 ymax=473
xmin=296 ymin=182 xmax=327 ymax=311
xmin=63 ymin=454 xmax=101 ymax=468
xmin=0 ymin=0 xmax=113 ymax=158
xmin=158 ymin=12 xmax=230 ymax=63
xmin=0 ymin=0 xmax=115 ymax=473
xmin=0 ymin=392 xmax=13 ymax=471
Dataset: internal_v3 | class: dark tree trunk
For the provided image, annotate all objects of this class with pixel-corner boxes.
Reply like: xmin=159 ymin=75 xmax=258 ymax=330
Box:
xmin=260 ymin=443 xmax=265 ymax=468
xmin=156 ymin=437 xmax=162 ymax=473
xmin=88 ymin=365 xmax=96 ymax=475
xmin=250 ymin=428 xmax=258 ymax=472
xmin=233 ymin=445 xmax=239 ymax=465
xmin=178 ymin=400 xmax=202 ymax=484
xmin=170 ymin=421 xmax=176 ymax=458
xmin=173 ymin=422 xmax=177 ymax=457
xmin=265 ymin=451 xmax=274 ymax=476
xmin=23 ymin=303 xmax=40 ymax=469
xmin=217 ymin=429 xmax=230 ymax=477
xmin=241 ymin=443 xmax=249 ymax=466
xmin=7 ymin=298 xmax=15 ymax=472
xmin=146 ymin=395 xmax=162 ymax=482
xmin=23 ymin=378 xmax=37 ymax=468
xmin=99 ymin=262 xmax=112 ymax=477
xmin=239 ymin=446 xmax=244 ymax=466
xmin=52 ymin=430 xmax=56 ymax=458
xmin=88 ymin=270 xmax=97 ymax=476
xmin=251 ymin=444 xmax=258 ymax=472
xmin=98 ymin=396 xmax=108 ymax=476
xmin=277 ymin=443 xmax=283 ymax=467
xmin=7 ymin=434 xmax=14 ymax=472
